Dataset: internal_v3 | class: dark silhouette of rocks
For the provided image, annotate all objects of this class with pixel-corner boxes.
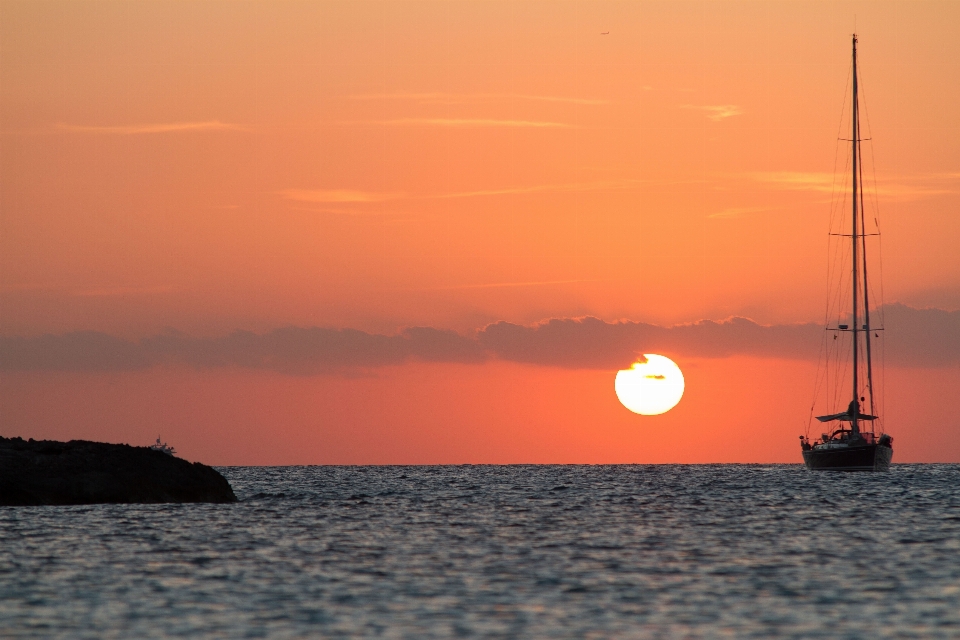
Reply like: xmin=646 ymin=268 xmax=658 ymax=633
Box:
xmin=0 ymin=437 xmax=237 ymax=506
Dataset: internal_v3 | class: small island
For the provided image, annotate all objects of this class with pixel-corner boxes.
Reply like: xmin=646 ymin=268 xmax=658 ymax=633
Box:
xmin=0 ymin=437 xmax=237 ymax=506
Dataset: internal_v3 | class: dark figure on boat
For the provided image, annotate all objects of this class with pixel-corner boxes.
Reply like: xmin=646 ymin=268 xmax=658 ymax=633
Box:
xmin=847 ymin=398 xmax=859 ymax=418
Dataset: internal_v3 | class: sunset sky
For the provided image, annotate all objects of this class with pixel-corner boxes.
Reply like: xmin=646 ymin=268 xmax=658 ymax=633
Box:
xmin=2 ymin=0 xmax=959 ymax=464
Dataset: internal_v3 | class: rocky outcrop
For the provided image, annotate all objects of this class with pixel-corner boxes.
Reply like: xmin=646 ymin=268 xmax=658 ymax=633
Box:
xmin=0 ymin=437 xmax=237 ymax=505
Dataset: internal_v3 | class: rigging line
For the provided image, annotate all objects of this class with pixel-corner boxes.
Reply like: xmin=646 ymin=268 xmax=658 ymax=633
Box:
xmin=835 ymin=63 xmax=852 ymax=151
xmin=824 ymin=63 xmax=852 ymax=313
xmin=859 ymin=61 xmax=884 ymax=239
xmin=809 ymin=288 xmax=836 ymax=437
xmin=834 ymin=331 xmax=846 ymax=408
xmin=831 ymin=138 xmax=852 ymax=225
xmin=831 ymin=161 xmax=851 ymax=252
xmin=829 ymin=72 xmax=850 ymax=224
xmin=808 ymin=331 xmax=827 ymax=438
xmin=834 ymin=243 xmax=853 ymax=323
xmin=834 ymin=333 xmax=851 ymax=413
xmin=859 ymin=116 xmax=876 ymax=426
xmin=833 ymin=248 xmax=853 ymax=411
xmin=851 ymin=34 xmax=860 ymax=433
xmin=830 ymin=248 xmax=851 ymax=351
xmin=811 ymin=205 xmax=837 ymax=436
xmin=816 ymin=70 xmax=854 ymax=425
xmin=828 ymin=280 xmax=848 ymax=411
xmin=830 ymin=153 xmax=852 ymax=276
xmin=862 ymin=93 xmax=887 ymax=315
xmin=880 ymin=307 xmax=887 ymax=434
xmin=815 ymin=317 xmax=842 ymax=422
xmin=826 ymin=152 xmax=852 ymax=330
xmin=876 ymin=208 xmax=887 ymax=432
xmin=860 ymin=62 xmax=888 ymax=434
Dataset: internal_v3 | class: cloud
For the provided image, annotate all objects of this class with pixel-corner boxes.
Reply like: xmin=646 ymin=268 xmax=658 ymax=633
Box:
xmin=277 ymin=189 xmax=399 ymax=204
xmin=0 ymin=332 xmax=152 ymax=372
xmin=0 ymin=327 xmax=482 ymax=375
xmin=412 ymin=279 xmax=595 ymax=291
xmin=279 ymin=179 xmax=641 ymax=206
xmin=877 ymin=303 xmax=960 ymax=367
xmin=1 ymin=284 xmax=174 ymax=297
xmin=55 ymin=121 xmax=247 ymax=134
xmin=372 ymin=118 xmax=570 ymax=128
xmin=751 ymin=171 xmax=835 ymax=192
xmin=750 ymin=171 xmax=955 ymax=200
xmin=71 ymin=286 xmax=174 ymax=298
xmin=0 ymin=283 xmax=59 ymax=294
xmin=429 ymin=179 xmax=638 ymax=199
xmin=681 ymin=105 xmax=743 ymax=121
xmin=4 ymin=304 xmax=957 ymax=374
xmin=707 ymin=206 xmax=771 ymax=219
xmin=477 ymin=315 xmax=823 ymax=369
xmin=347 ymin=92 xmax=609 ymax=105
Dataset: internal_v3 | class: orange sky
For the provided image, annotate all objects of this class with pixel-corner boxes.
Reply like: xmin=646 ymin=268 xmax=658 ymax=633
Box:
xmin=2 ymin=1 xmax=959 ymax=463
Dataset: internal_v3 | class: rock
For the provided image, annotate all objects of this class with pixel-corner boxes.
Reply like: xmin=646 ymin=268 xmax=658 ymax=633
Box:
xmin=0 ymin=437 xmax=237 ymax=505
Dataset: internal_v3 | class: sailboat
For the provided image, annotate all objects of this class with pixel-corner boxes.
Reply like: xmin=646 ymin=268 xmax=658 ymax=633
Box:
xmin=799 ymin=35 xmax=894 ymax=471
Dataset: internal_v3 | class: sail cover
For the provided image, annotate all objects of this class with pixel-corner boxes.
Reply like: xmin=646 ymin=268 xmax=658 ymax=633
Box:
xmin=816 ymin=410 xmax=878 ymax=422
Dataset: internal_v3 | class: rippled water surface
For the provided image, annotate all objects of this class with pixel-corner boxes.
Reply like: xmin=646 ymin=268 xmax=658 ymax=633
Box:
xmin=2 ymin=465 xmax=959 ymax=638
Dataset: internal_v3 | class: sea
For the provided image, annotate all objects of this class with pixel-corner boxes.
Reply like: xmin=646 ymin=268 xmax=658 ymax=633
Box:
xmin=2 ymin=464 xmax=959 ymax=638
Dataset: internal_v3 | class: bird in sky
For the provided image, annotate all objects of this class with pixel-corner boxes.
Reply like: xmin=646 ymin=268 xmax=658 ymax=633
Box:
xmin=600 ymin=31 xmax=609 ymax=35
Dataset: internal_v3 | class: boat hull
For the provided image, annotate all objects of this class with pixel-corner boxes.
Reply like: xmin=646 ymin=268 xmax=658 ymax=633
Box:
xmin=802 ymin=443 xmax=892 ymax=471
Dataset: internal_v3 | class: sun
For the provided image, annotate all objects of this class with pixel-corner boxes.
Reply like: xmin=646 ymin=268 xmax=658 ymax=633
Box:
xmin=614 ymin=354 xmax=685 ymax=415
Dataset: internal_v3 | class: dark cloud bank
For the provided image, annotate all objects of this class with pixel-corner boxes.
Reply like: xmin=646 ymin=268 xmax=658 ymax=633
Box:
xmin=1 ymin=304 xmax=957 ymax=374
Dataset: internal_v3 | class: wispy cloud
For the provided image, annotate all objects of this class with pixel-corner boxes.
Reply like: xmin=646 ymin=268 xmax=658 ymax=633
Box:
xmin=0 ymin=283 xmax=59 ymax=294
xmin=347 ymin=92 xmax=609 ymax=106
xmin=55 ymin=121 xmax=248 ymax=134
xmin=877 ymin=174 xmax=958 ymax=199
xmin=429 ymin=185 xmax=564 ymax=199
xmin=750 ymin=172 xmax=835 ymax=193
xmin=288 ymin=206 xmax=413 ymax=218
xmin=278 ymin=189 xmax=400 ymax=204
xmin=431 ymin=179 xmax=638 ymax=199
xmin=373 ymin=118 xmax=570 ymax=128
xmin=1 ymin=284 xmax=175 ymax=297
xmin=707 ymin=206 xmax=771 ymax=219
xmin=279 ymin=179 xmax=640 ymax=206
xmin=415 ymin=279 xmax=596 ymax=291
xmin=72 ymin=286 xmax=174 ymax=298
xmin=681 ymin=104 xmax=743 ymax=121
xmin=751 ymin=171 xmax=955 ymax=200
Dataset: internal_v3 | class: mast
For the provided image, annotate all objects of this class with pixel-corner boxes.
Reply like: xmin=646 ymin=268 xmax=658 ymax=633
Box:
xmin=851 ymin=34 xmax=860 ymax=436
